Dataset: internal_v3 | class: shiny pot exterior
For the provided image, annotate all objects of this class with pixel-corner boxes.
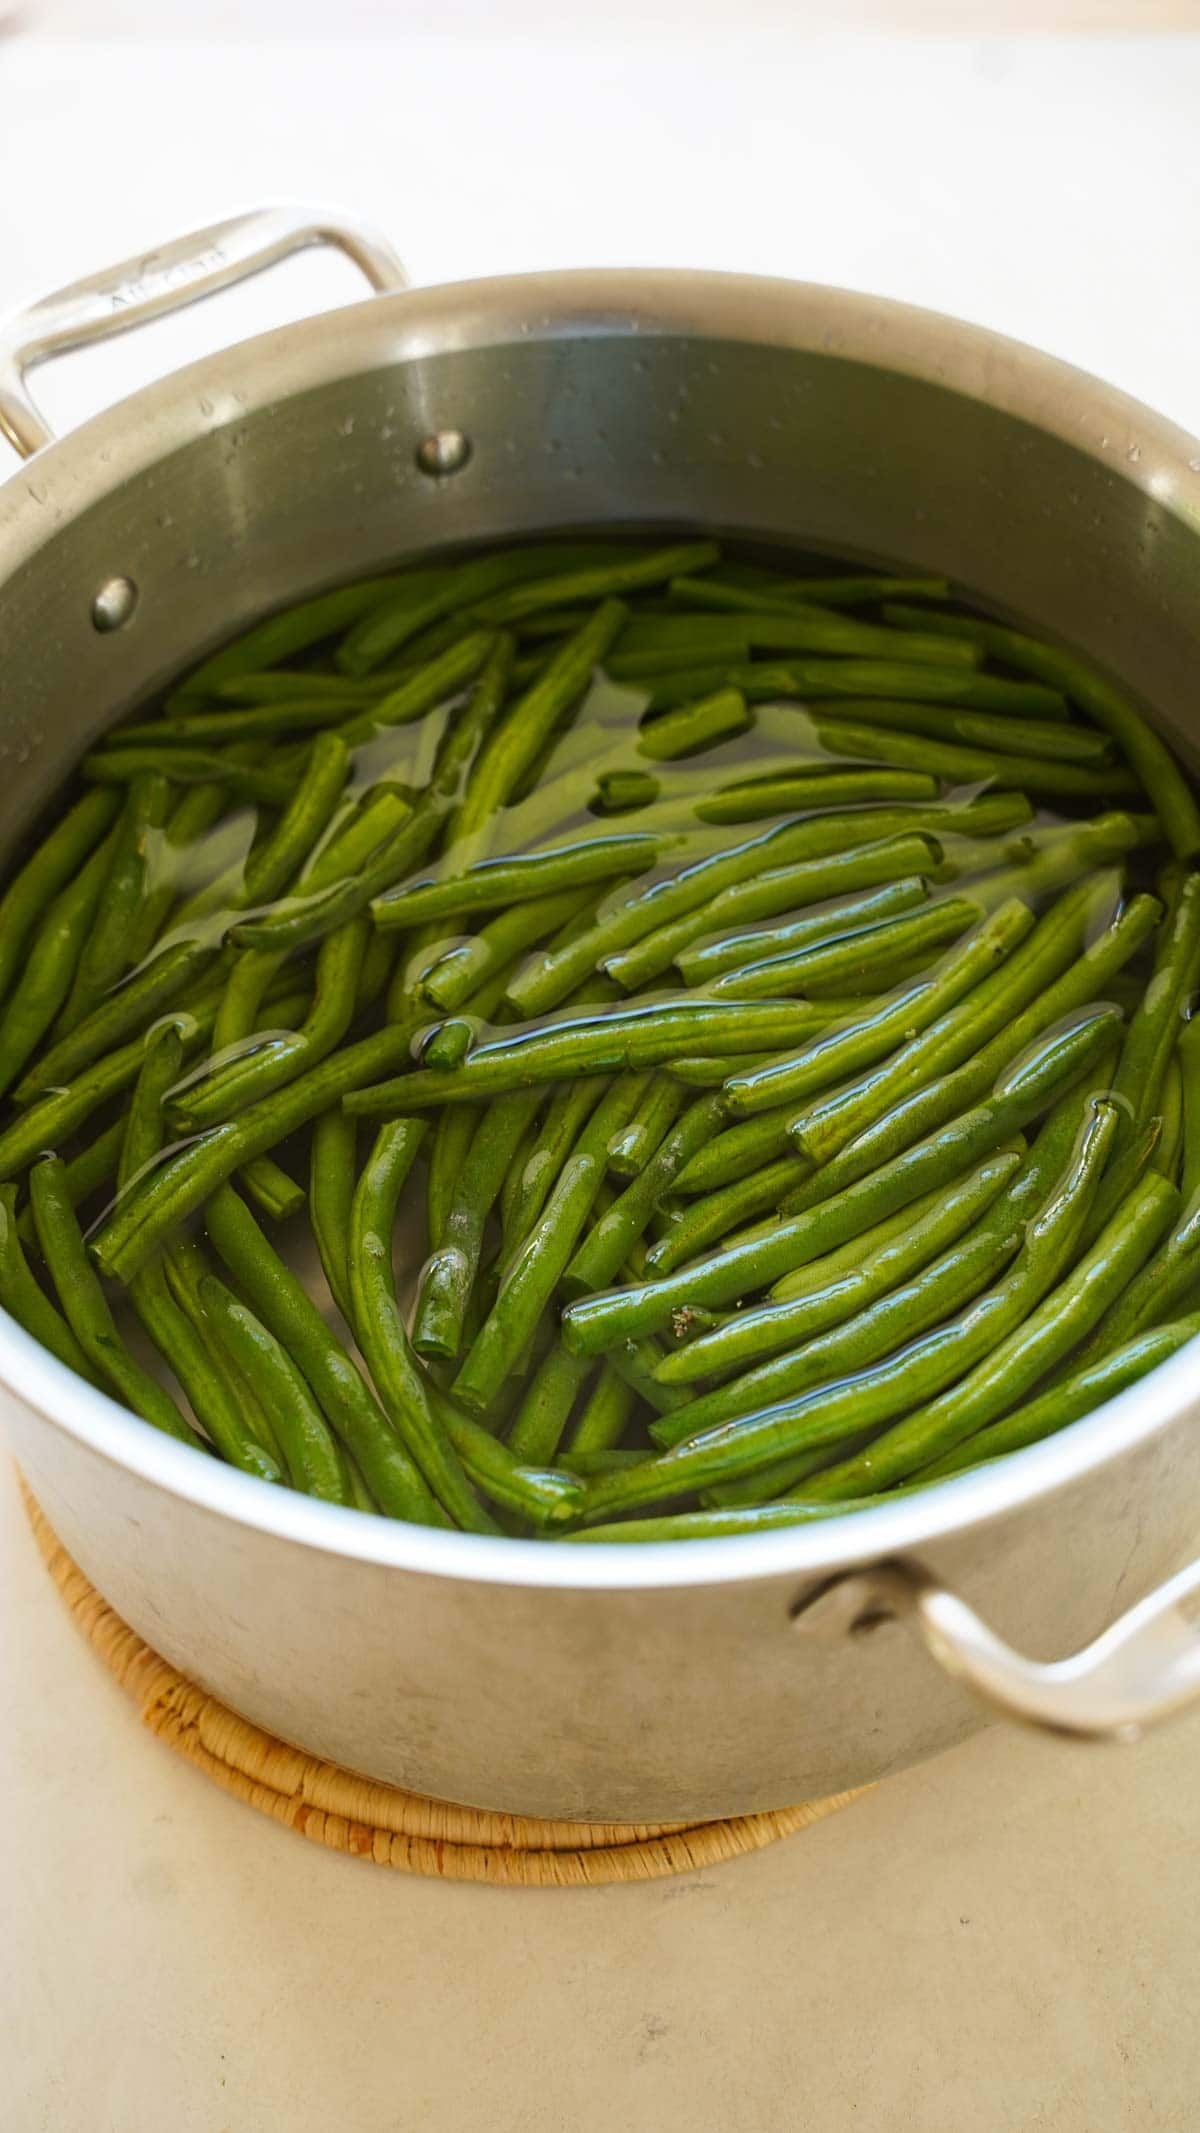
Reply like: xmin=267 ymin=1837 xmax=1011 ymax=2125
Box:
xmin=2 ymin=261 xmax=1200 ymax=1821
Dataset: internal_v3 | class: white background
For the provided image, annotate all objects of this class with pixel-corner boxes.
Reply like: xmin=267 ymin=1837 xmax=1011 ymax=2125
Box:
xmin=3 ymin=10 xmax=1200 ymax=2132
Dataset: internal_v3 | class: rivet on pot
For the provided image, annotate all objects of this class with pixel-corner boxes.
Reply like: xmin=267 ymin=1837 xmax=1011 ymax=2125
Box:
xmin=91 ymin=576 xmax=139 ymax=633
xmin=416 ymin=430 xmax=472 ymax=477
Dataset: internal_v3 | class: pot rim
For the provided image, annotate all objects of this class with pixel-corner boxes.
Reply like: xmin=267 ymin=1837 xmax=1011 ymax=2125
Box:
xmin=3 ymin=263 xmax=1199 ymax=1591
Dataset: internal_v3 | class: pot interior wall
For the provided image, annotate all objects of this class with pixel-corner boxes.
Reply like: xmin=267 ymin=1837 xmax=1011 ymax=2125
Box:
xmin=2 ymin=330 xmax=1199 ymax=855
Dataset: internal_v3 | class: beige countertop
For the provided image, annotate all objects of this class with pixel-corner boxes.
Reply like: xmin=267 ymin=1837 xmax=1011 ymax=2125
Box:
xmin=3 ymin=1469 xmax=1199 ymax=2132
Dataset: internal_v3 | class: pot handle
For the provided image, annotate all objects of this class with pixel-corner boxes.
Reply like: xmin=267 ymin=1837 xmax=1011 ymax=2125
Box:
xmin=792 ymin=1552 xmax=1200 ymax=1741
xmin=0 ymin=203 xmax=408 ymax=460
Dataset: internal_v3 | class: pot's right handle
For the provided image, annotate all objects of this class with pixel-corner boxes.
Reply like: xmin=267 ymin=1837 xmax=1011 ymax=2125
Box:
xmin=0 ymin=203 xmax=407 ymax=460
xmin=792 ymin=1553 xmax=1200 ymax=1741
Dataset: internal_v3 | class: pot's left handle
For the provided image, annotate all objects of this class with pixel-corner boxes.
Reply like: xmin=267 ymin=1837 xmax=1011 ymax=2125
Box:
xmin=0 ymin=204 xmax=408 ymax=460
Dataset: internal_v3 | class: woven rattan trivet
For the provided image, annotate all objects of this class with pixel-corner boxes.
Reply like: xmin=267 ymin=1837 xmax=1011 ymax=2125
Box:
xmin=23 ymin=1482 xmax=869 ymax=1886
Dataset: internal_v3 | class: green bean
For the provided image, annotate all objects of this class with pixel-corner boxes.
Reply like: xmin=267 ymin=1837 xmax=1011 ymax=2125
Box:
xmin=514 ymin=607 xmax=599 ymax=639
xmin=117 ymin=700 xmax=364 ymax=747
xmin=644 ymin=1153 xmax=807 ymax=1272
xmin=412 ymin=1090 xmax=542 ymax=1360
xmin=239 ymin=733 xmax=349 ymax=906
xmin=1153 ymin=1053 xmax=1184 ymax=1183
xmin=424 ymin=1383 xmax=583 ymax=1527
xmin=930 ymin=829 xmax=1036 ymax=883
xmin=371 ymin=830 xmax=667 ymax=932
xmin=89 ymin=1012 xmax=446 ymax=1281
xmin=651 ymin=1137 xmax=1071 ymax=1451
xmin=468 ymin=542 xmax=720 ymax=627
xmin=13 ymin=939 xmax=214 ymax=1102
xmin=177 ymin=573 xmax=414 ymax=696
xmin=355 ymin=927 xmax=398 ymax=1014
xmin=1108 ymin=867 xmax=1200 ymax=1158
xmin=213 ymin=670 xmax=393 ymax=704
xmin=722 ymin=895 xmax=1038 ymax=1123
xmin=0 ymin=981 xmax=309 ymax=1187
xmin=196 ymin=1273 xmax=351 ymax=1502
xmin=211 ymin=947 xmax=291 ymax=1051
xmin=592 ymin=800 xmax=1028 ymax=1000
xmin=118 ymin=1030 xmax=283 ymax=1482
xmin=610 ymin=610 xmax=981 ymax=673
xmin=695 ymin=570 xmax=956 ymax=611
xmin=707 ymin=897 xmax=979 ymax=1001
xmin=450 ymin=601 xmax=629 ymax=848
xmin=419 ymin=887 xmax=594 ymax=1014
xmin=768 ymin=1178 xmax=974 ymax=1302
xmin=690 ymin=768 xmax=940 ymax=824
xmin=565 ymin=1365 xmax=637 ymax=1457
xmin=127 ymin=780 xmax=239 ymax=963
xmin=1075 ymin=1180 xmax=1200 ymax=1361
xmin=607 ymin=1077 xmax=688 ymax=1177
xmin=505 ymin=1343 xmax=594 ymax=1464
xmin=592 ymin=769 xmax=661 ymax=814
xmin=759 ymin=696 xmax=1115 ymax=765
xmin=502 ymin=1081 xmax=607 ymax=1256
xmin=118 ymin=1020 xmax=186 ymax=1190
xmin=310 ymin=1108 xmax=358 ymax=1322
xmin=1180 ymin=1015 xmax=1200 ymax=1205
xmin=578 ymin=1095 xmax=1116 ymax=1518
xmin=779 ymin=901 xmax=1145 ymax=1224
xmin=780 ymin=873 xmax=1145 ymax=1152
xmin=0 ymin=1184 xmax=100 ymax=1384
xmin=155 ymin=1230 xmax=283 ymax=1468
xmin=418 ymin=962 xmax=514 ymax=1072
xmin=955 ymin=812 xmax=1160 ymax=912
xmin=644 ymin=659 xmax=1069 ymax=718
xmin=335 ymin=544 xmax=622 ymax=677
xmin=564 ymin=1093 xmax=727 ymax=1297
xmin=920 ymin=1315 xmax=1200 ymax=1479
xmin=0 ymin=824 xmax=123 ymax=1096
xmin=61 ymin=772 xmax=173 ymax=1033
xmin=451 ymin=1080 xmax=640 ymax=1413
xmin=879 ymin=602 xmax=1200 ymax=859
xmin=672 ymin=1102 xmax=800 ymax=1195
xmin=666 ymin=1050 xmax=781 ymax=1085
xmin=562 ymin=1008 xmax=1118 ymax=1358
xmin=305 ymin=787 xmax=414 ymax=890
xmin=85 ymin=749 xmax=289 ymax=808
xmin=677 ymin=874 xmax=931 ymax=985
xmin=422 ymin=1103 xmax=471 ymax=1251
xmin=29 ymin=1155 xmax=202 ymax=1448
xmin=204 ymin=1184 xmax=443 ymax=1522
xmin=171 ymin=917 xmax=369 ymax=1127
xmin=565 ymin=1503 xmax=869 ymax=1541
xmin=0 ymin=789 xmax=122 ymax=1011
xmin=228 ymin=792 xmax=443 ymax=955
xmin=670 ymin=571 xmax=953 ymax=616
xmin=655 ymin=1148 xmax=1022 ymax=1389
xmin=509 ymin=805 xmax=1011 ymax=1018
xmin=348 ymin=1118 xmax=498 ymax=1531
xmin=345 ymin=1001 xmax=833 ymax=1115
xmin=17 ymin=1116 xmax=127 ymax=1250
xmin=499 ymin=1112 xmax=545 ymax=1245
xmin=637 ymin=688 xmax=751 ymax=759
xmin=224 ymin=695 xmax=498 ymax=955
xmin=239 ymin=1156 xmax=306 ymax=1222
xmin=787 ymin=712 xmax=1140 ymax=802
xmin=561 ymin=1448 xmax=646 ymax=1478
xmin=802 ymin=1168 xmax=1174 ymax=1501
xmin=333 ymin=632 xmax=496 ymax=748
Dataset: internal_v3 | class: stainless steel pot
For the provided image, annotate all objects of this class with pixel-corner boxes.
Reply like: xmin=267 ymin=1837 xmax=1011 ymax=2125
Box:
xmin=2 ymin=205 xmax=1199 ymax=1823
